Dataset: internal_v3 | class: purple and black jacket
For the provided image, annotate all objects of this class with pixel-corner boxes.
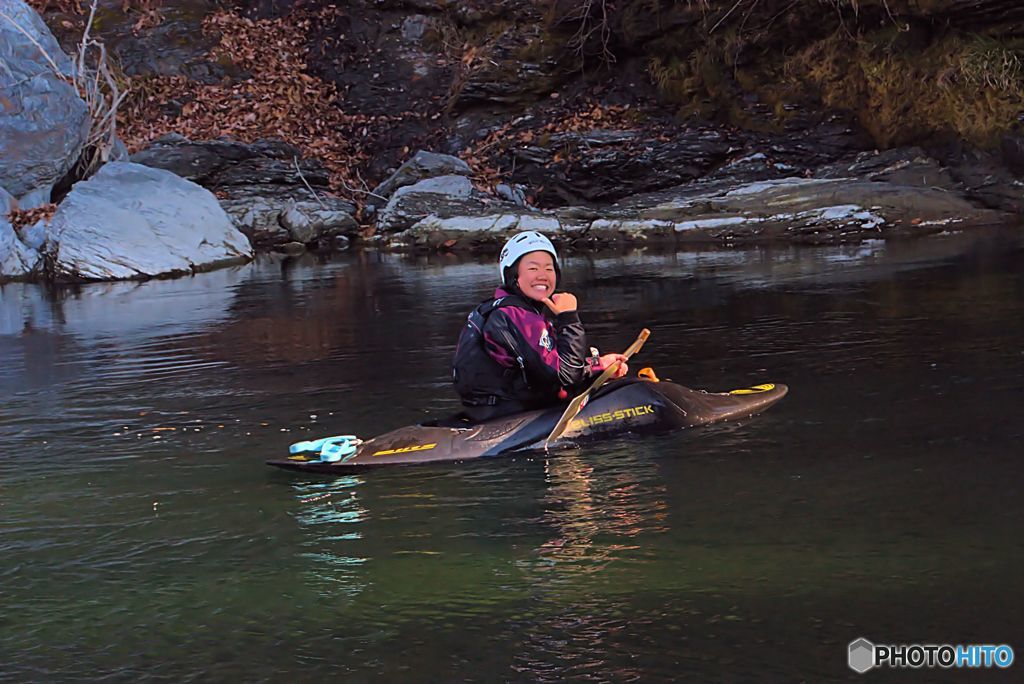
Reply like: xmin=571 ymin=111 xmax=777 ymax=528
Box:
xmin=453 ymin=287 xmax=596 ymax=420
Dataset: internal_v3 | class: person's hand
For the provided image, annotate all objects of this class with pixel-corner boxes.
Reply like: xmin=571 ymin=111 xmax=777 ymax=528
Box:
xmin=599 ymin=353 xmax=629 ymax=378
xmin=542 ymin=292 xmax=577 ymax=315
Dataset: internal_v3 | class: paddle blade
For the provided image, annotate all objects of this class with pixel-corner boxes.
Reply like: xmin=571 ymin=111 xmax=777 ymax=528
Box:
xmin=544 ymin=391 xmax=589 ymax=450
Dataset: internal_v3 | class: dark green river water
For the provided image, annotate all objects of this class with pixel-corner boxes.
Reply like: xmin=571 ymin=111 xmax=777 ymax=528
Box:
xmin=2 ymin=230 xmax=1022 ymax=682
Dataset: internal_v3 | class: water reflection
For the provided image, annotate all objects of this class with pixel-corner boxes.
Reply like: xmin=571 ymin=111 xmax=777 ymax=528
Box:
xmin=499 ymin=448 xmax=673 ymax=681
xmin=0 ymin=266 xmax=251 ymax=339
xmin=533 ymin=452 xmax=669 ymax=569
xmin=1 ymin=228 xmax=1022 ymax=681
xmin=290 ymin=477 xmax=369 ymax=598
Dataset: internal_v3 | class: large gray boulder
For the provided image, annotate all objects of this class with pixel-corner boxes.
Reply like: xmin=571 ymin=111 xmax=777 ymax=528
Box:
xmin=222 ymin=195 xmax=358 ymax=247
xmin=0 ymin=185 xmax=41 ymax=279
xmin=132 ymin=134 xmax=358 ymax=246
xmin=0 ymin=0 xmax=90 ymax=207
xmin=370 ymin=151 xmax=473 ymax=206
xmin=376 ymin=174 xmax=497 ymax=233
xmin=44 ymin=162 xmax=253 ymax=281
xmin=277 ymin=200 xmax=358 ymax=245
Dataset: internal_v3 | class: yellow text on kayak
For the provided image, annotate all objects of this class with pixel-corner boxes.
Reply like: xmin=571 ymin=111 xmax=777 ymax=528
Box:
xmin=569 ymin=404 xmax=655 ymax=431
xmin=373 ymin=443 xmax=438 ymax=457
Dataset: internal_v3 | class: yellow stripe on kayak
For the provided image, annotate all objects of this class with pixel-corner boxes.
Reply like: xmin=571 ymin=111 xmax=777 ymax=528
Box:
xmin=729 ymin=383 xmax=776 ymax=395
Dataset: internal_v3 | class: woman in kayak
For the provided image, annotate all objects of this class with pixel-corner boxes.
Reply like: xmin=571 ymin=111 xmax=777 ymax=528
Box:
xmin=453 ymin=231 xmax=628 ymax=421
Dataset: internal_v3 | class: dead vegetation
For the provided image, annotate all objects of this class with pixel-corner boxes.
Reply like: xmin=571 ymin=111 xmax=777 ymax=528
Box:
xmin=630 ymin=0 xmax=1024 ymax=147
xmin=6 ymin=204 xmax=57 ymax=230
xmin=117 ymin=3 xmax=653 ymax=201
xmin=117 ymin=7 xmax=378 ymax=199
xmin=26 ymin=0 xmax=81 ymax=15
xmin=74 ymin=0 xmax=129 ymax=175
xmin=461 ymin=101 xmax=640 ymax=195
xmin=781 ymin=30 xmax=1024 ymax=146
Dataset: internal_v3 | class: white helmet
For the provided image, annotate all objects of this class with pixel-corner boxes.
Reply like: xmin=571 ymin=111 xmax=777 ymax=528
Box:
xmin=498 ymin=231 xmax=560 ymax=286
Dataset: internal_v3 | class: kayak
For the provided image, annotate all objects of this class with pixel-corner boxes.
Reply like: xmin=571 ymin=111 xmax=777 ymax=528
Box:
xmin=266 ymin=378 xmax=787 ymax=475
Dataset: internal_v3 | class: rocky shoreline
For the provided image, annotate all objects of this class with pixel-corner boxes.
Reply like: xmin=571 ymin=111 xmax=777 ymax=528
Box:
xmin=2 ymin=0 xmax=1022 ymax=283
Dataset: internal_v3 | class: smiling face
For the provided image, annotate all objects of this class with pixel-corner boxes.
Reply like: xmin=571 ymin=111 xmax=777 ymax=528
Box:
xmin=515 ymin=251 xmax=557 ymax=302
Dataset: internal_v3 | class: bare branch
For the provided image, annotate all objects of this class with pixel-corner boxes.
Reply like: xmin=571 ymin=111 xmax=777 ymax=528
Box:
xmin=564 ymin=0 xmax=616 ymax=67
xmin=292 ymin=156 xmax=328 ymax=209
xmin=710 ymin=0 xmax=749 ymax=34
xmin=336 ymin=169 xmax=387 ymax=203
xmin=3 ymin=1 xmax=129 ymax=175
xmin=0 ymin=9 xmax=66 ymax=75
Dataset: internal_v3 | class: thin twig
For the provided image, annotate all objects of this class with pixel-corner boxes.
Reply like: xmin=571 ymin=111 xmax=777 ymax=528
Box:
xmin=565 ymin=0 xmax=616 ymax=66
xmin=0 ymin=10 xmax=65 ymax=76
xmin=293 ymin=156 xmax=328 ymax=209
xmin=340 ymin=169 xmax=388 ymax=202
xmin=78 ymin=0 xmax=97 ymax=75
xmin=710 ymin=0 xmax=748 ymax=34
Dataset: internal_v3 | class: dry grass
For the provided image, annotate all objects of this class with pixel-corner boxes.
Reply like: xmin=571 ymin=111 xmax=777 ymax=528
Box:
xmin=74 ymin=1 xmax=129 ymax=173
xmin=632 ymin=0 xmax=1022 ymax=148
xmin=781 ymin=30 xmax=1024 ymax=147
xmin=957 ymin=37 xmax=1023 ymax=91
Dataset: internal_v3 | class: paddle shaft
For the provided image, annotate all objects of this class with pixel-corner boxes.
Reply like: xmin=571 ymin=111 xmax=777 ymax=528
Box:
xmin=544 ymin=328 xmax=650 ymax=449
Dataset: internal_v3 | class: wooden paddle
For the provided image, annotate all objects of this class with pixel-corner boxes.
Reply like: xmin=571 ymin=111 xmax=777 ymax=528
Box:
xmin=544 ymin=328 xmax=650 ymax=450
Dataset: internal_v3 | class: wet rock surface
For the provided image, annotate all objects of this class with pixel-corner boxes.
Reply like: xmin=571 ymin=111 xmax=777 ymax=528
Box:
xmin=451 ymin=20 xmax=565 ymax=111
xmin=96 ymin=0 xmax=229 ymax=83
xmin=494 ymin=109 xmax=874 ymax=206
xmin=42 ymin=0 xmax=243 ymax=85
xmin=941 ymin=149 xmax=1024 ymax=215
xmin=131 ymin=134 xmax=329 ymax=187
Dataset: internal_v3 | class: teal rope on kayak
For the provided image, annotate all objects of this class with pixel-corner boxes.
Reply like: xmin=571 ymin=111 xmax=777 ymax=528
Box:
xmin=289 ymin=435 xmax=361 ymax=462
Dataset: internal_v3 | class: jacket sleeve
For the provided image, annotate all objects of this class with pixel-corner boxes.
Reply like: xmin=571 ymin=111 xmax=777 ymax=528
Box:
xmin=483 ymin=308 xmax=591 ymax=395
xmin=552 ymin=310 xmax=591 ymax=391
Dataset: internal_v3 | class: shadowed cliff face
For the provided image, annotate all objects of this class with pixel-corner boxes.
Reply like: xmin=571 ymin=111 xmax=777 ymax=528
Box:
xmin=36 ymin=0 xmax=1023 ymax=214
xmin=236 ymin=0 xmax=1023 ymax=187
xmin=532 ymin=0 xmax=1024 ymax=146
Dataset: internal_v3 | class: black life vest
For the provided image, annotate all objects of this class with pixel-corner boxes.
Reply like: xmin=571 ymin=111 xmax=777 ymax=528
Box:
xmin=452 ymin=295 xmax=529 ymax=407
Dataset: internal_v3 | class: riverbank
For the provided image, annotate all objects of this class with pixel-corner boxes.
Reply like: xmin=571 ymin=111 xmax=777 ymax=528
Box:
xmin=2 ymin=0 xmax=1022 ymax=284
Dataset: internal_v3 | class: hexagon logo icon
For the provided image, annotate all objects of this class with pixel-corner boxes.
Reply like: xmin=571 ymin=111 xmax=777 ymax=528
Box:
xmin=848 ymin=638 xmax=875 ymax=673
